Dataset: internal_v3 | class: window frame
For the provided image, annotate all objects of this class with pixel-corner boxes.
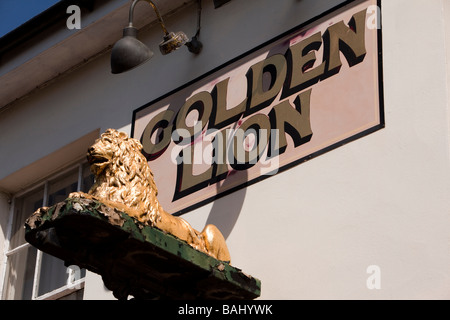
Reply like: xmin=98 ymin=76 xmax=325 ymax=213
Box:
xmin=1 ymin=161 xmax=90 ymax=300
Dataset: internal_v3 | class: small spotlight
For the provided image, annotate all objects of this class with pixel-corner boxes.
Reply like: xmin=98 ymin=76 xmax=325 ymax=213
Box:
xmin=186 ymin=35 xmax=203 ymax=54
xmin=159 ymin=31 xmax=189 ymax=55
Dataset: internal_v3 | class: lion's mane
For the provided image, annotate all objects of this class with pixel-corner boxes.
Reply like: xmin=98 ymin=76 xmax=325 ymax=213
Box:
xmin=87 ymin=129 xmax=162 ymax=225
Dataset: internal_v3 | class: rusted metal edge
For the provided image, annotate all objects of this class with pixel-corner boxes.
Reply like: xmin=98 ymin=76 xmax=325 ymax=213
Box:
xmin=24 ymin=197 xmax=261 ymax=300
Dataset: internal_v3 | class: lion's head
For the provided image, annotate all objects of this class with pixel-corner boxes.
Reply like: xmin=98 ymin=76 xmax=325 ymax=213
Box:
xmin=87 ymin=129 xmax=161 ymax=224
xmin=88 ymin=130 xmax=125 ymax=175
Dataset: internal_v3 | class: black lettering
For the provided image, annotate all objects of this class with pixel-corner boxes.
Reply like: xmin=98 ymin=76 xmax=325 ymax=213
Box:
xmin=282 ymin=32 xmax=326 ymax=99
xmin=174 ymin=91 xmax=213 ymax=144
xmin=322 ymin=9 xmax=367 ymax=79
xmin=268 ymin=89 xmax=313 ymax=157
xmin=210 ymin=77 xmax=247 ymax=130
xmin=141 ymin=110 xmax=174 ymax=161
xmin=230 ymin=114 xmax=271 ymax=171
xmin=246 ymin=54 xmax=287 ymax=115
xmin=173 ymin=146 xmax=213 ymax=201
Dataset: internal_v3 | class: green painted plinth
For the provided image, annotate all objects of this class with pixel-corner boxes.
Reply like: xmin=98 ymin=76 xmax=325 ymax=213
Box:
xmin=24 ymin=197 xmax=261 ymax=300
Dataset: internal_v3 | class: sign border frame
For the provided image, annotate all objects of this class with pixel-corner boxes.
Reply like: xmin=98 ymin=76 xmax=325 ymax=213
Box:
xmin=131 ymin=0 xmax=385 ymax=216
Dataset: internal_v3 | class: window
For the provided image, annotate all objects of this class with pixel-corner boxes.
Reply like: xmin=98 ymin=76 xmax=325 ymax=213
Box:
xmin=1 ymin=162 xmax=94 ymax=300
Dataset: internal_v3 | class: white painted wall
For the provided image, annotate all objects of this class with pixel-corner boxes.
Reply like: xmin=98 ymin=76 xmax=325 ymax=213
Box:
xmin=0 ymin=0 xmax=449 ymax=299
xmin=181 ymin=0 xmax=450 ymax=299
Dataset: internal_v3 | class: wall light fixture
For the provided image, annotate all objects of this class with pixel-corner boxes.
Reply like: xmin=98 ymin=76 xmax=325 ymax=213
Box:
xmin=111 ymin=0 xmax=202 ymax=74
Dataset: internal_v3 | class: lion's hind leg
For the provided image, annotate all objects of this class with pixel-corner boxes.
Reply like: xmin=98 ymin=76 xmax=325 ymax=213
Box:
xmin=201 ymin=224 xmax=231 ymax=263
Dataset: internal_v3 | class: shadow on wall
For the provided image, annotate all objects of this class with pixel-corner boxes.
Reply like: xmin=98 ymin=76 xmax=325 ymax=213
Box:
xmin=205 ymin=175 xmax=247 ymax=240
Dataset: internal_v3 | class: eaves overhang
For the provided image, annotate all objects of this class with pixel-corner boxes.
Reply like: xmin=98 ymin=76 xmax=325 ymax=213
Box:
xmin=0 ymin=0 xmax=194 ymax=112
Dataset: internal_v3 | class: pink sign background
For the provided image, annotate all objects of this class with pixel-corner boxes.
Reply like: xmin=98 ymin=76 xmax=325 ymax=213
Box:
xmin=132 ymin=0 xmax=383 ymax=215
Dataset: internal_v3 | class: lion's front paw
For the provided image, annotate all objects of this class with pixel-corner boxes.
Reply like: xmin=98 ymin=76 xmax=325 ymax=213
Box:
xmin=68 ymin=191 xmax=90 ymax=199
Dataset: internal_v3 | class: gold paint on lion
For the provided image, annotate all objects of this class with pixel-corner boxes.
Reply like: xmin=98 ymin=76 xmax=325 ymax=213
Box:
xmin=69 ymin=129 xmax=231 ymax=262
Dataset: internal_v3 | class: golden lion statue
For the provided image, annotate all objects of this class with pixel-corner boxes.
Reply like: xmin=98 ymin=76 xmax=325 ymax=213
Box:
xmin=70 ymin=129 xmax=231 ymax=262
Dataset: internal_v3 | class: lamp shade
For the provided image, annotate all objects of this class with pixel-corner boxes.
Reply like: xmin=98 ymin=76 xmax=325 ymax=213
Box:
xmin=111 ymin=27 xmax=153 ymax=74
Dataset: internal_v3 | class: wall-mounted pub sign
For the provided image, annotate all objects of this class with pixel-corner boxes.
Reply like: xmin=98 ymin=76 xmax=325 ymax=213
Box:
xmin=132 ymin=0 xmax=384 ymax=215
